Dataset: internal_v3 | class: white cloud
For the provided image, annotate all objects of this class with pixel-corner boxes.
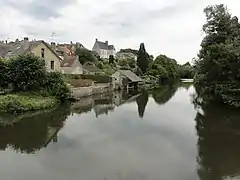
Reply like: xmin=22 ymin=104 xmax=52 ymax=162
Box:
xmin=0 ymin=0 xmax=240 ymax=64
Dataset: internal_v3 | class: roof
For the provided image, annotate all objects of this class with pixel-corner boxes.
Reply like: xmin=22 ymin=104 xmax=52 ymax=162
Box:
xmin=1 ymin=40 xmax=61 ymax=61
xmin=119 ymin=70 xmax=143 ymax=82
xmin=0 ymin=44 xmax=12 ymax=57
xmin=60 ymin=56 xmax=80 ymax=67
xmin=96 ymin=40 xmax=115 ymax=50
xmin=83 ymin=62 xmax=101 ymax=73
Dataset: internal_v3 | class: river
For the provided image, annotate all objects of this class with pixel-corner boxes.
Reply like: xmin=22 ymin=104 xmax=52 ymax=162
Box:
xmin=0 ymin=83 xmax=240 ymax=180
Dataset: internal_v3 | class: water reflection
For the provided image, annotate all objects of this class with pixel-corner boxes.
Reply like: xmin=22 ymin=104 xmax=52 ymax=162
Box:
xmin=136 ymin=91 xmax=149 ymax=118
xmin=151 ymin=84 xmax=178 ymax=105
xmin=0 ymin=104 xmax=71 ymax=154
xmin=195 ymin=101 xmax=240 ymax=180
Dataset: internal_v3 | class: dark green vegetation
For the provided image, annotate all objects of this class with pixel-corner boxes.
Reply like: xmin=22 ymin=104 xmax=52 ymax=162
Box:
xmin=0 ymin=54 xmax=70 ymax=113
xmin=75 ymin=48 xmax=97 ymax=64
xmin=194 ymin=4 xmax=240 ymax=107
xmin=179 ymin=62 xmax=195 ymax=79
xmin=147 ymin=55 xmax=179 ymax=83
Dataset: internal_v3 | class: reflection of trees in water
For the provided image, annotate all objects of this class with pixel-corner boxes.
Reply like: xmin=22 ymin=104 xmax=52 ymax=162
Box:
xmin=0 ymin=104 xmax=71 ymax=154
xmin=179 ymin=82 xmax=192 ymax=90
xmin=151 ymin=84 xmax=178 ymax=105
xmin=195 ymin=103 xmax=240 ymax=180
xmin=136 ymin=91 xmax=149 ymax=118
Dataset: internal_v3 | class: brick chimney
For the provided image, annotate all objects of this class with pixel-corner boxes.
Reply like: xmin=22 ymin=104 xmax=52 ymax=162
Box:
xmin=23 ymin=37 xmax=29 ymax=50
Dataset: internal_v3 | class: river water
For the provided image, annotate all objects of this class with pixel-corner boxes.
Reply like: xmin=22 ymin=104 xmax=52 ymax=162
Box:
xmin=0 ymin=83 xmax=240 ymax=180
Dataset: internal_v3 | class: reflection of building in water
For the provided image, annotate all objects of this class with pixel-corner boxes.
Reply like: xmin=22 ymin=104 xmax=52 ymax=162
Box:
xmin=71 ymin=90 xmax=141 ymax=118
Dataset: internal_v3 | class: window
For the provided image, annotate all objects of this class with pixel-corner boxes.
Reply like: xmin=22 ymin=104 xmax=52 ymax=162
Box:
xmin=41 ymin=48 xmax=45 ymax=58
xmin=51 ymin=61 xmax=54 ymax=70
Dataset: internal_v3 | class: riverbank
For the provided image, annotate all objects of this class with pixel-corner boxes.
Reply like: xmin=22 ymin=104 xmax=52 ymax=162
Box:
xmin=0 ymin=93 xmax=59 ymax=114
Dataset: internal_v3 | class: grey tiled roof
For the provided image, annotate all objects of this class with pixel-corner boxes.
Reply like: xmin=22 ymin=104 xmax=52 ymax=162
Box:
xmin=96 ymin=40 xmax=115 ymax=50
xmin=0 ymin=40 xmax=61 ymax=61
xmin=119 ymin=70 xmax=143 ymax=82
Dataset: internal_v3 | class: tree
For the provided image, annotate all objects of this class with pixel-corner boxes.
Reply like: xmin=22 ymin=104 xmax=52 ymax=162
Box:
xmin=127 ymin=58 xmax=136 ymax=69
xmin=194 ymin=4 xmax=240 ymax=107
xmin=137 ymin=43 xmax=150 ymax=73
xmin=109 ymin=55 xmax=114 ymax=64
xmin=75 ymin=48 xmax=97 ymax=64
xmin=146 ymin=54 xmax=179 ymax=82
xmin=0 ymin=59 xmax=8 ymax=89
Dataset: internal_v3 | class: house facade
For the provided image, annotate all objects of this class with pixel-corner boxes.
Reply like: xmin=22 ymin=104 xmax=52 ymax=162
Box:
xmin=92 ymin=39 xmax=116 ymax=59
xmin=0 ymin=38 xmax=61 ymax=72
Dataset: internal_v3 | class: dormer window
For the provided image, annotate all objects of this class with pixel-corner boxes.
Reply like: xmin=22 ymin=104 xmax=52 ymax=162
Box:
xmin=41 ymin=48 xmax=45 ymax=58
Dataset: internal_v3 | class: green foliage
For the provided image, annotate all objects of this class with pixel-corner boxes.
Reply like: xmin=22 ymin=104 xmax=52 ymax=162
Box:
xmin=75 ymin=48 xmax=96 ymax=64
xmin=194 ymin=4 xmax=240 ymax=107
xmin=179 ymin=62 xmax=195 ymax=79
xmin=137 ymin=43 xmax=150 ymax=73
xmin=8 ymin=54 xmax=46 ymax=92
xmin=146 ymin=54 xmax=179 ymax=83
xmin=118 ymin=59 xmax=128 ymax=67
xmin=43 ymin=72 xmax=70 ymax=101
xmin=0 ymin=94 xmax=58 ymax=114
xmin=0 ymin=59 xmax=8 ymax=89
xmin=119 ymin=48 xmax=138 ymax=55
xmin=127 ymin=58 xmax=136 ymax=69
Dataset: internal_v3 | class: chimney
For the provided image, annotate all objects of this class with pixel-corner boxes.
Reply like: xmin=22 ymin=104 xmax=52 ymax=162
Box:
xmin=96 ymin=38 xmax=98 ymax=42
xmin=23 ymin=37 xmax=29 ymax=50
xmin=5 ymin=40 xmax=7 ymax=44
xmin=51 ymin=42 xmax=56 ymax=49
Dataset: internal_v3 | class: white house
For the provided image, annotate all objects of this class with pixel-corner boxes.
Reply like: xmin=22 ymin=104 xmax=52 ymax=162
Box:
xmin=92 ymin=39 xmax=116 ymax=59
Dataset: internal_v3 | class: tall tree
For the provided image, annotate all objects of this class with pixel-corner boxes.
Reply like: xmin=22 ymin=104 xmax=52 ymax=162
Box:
xmin=194 ymin=4 xmax=240 ymax=107
xmin=109 ymin=55 xmax=114 ymax=64
xmin=137 ymin=43 xmax=150 ymax=73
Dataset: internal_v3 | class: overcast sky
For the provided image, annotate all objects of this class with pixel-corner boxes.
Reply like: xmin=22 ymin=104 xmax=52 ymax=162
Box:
xmin=0 ymin=0 xmax=239 ymax=64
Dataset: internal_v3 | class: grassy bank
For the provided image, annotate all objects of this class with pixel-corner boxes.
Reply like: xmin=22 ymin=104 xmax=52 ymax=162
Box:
xmin=0 ymin=93 xmax=59 ymax=114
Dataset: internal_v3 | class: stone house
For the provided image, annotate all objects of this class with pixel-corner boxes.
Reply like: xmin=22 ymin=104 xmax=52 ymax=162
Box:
xmin=0 ymin=37 xmax=61 ymax=72
xmin=60 ymin=56 xmax=83 ymax=74
xmin=92 ymin=39 xmax=116 ymax=59
xmin=111 ymin=70 xmax=143 ymax=90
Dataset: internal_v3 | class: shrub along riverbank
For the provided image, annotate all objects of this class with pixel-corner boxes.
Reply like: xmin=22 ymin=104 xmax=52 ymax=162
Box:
xmin=0 ymin=54 xmax=70 ymax=113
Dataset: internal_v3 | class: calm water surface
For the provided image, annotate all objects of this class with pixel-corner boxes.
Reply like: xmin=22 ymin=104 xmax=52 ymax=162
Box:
xmin=0 ymin=83 xmax=240 ymax=180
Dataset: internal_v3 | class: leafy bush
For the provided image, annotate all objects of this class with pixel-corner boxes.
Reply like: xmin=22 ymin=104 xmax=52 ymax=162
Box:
xmin=43 ymin=72 xmax=70 ymax=101
xmin=7 ymin=54 xmax=46 ymax=92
